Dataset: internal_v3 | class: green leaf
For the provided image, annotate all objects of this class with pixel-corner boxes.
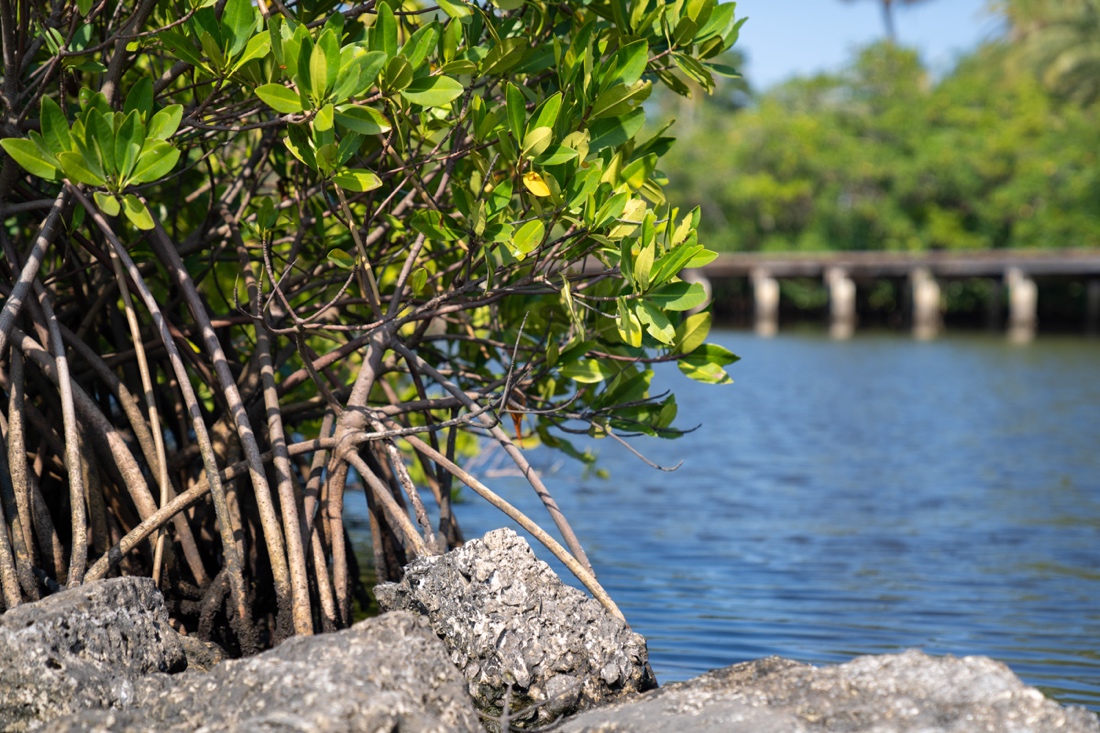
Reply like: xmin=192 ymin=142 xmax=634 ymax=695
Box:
xmin=441 ymin=17 xmax=462 ymax=62
xmin=146 ymin=105 xmax=183 ymax=140
xmin=335 ymin=105 xmax=391 ymax=135
xmin=608 ymin=197 xmax=646 ymax=239
xmin=481 ymin=37 xmax=529 ymax=77
xmin=436 ymin=0 xmax=472 ymax=20
xmin=400 ymin=75 xmax=464 ymax=107
xmin=93 ymin=191 xmax=120 ymax=216
xmin=650 ymin=281 xmax=707 ymax=311
xmin=560 ymin=358 xmax=612 ymax=383
xmin=590 ymin=81 xmax=651 ymax=121
xmin=438 ymin=59 xmax=478 ymax=76
xmin=223 ymin=0 xmax=257 ymax=57
xmin=696 ymin=0 xmax=735 ymax=42
xmin=528 ymin=92 xmax=562 ymax=132
xmin=124 ymin=78 xmax=153 ymax=120
xmin=284 ymin=126 xmax=316 ymax=169
xmin=633 ymin=241 xmax=655 ymax=290
xmin=677 ymin=343 xmax=738 ymax=384
xmin=255 ymin=196 xmax=277 ymax=230
xmin=512 ymin=219 xmax=544 ymax=258
xmin=521 ymin=125 xmax=552 ymax=158
xmin=121 ymin=194 xmax=155 ymax=230
xmin=381 ymin=54 xmax=413 ymax=93
xmin=411 ymin=210 xmax=464 ymax=240
xmin=114 ymin=111 xmax=143 ymax=182
xmin=490 ymin=0 xmax=525 ymax=9
xmin=533 ymin=145 xmax=578 ymax=166
xmin=673 ymin=51 xmax=713 ymax=90
xmin=482 ymin=222 xmax=514 ymax=243
xmin=372 ymin=2 xmax=398 ymax=58
xmin=636 ymin=300 xmax=675 ymax=343
xmin=602 ymin=39 xmax=648 ymax=89
xmin=671 ymin=208 xmax=696 ymax=246
xmin=332 ymin=168 xmax=382 ymax=192
xmin=673 ymin=17 xmax=699 ymax=46
xmin=309 ymin=36 xmax=330 ymax=101
xmin=621 ymin=151 xmax=657 ymax=189
xmin=600 ymin=368 xmax=652 ymax=408
xmin=685 ymin=248 xmax=718 ymax=268
xmin=314 ymin=103 xmax=334 ymax=132
xmin=85 ymin=109 xmax=116 ymax=177
xmin=130 ymin=141 xmax=180 ymax=183
xmin=1 ymin=138 xmax=60 ymax=179
xmin=596 ymin=191 xmax=629 ymax=230
xmin=486 ymin=179 xmax=512 ymax=214
xmin=255 ymin=84 xmax=304 ymax=113
xmin=231 ymin=30 xmax=271 ymax=73
xmin=317 ymin=28 xmax=340 ymax=96
xmin=328 ymin=249 xmax=356 ymax=268
xmin=401 ymin=23 xmax=442 ymax=71
xmin=651 ymin=242 xmax=704 ymax=284
xmin=199 ymin=31 xmax=227 ymax=74
xmin=616 ymin=297 xmax=643 ymax=347
xmin=587 ymin=108 xmax=645 ymax=153
xmin=352 ymin=50 xmax=388 ymax=90
xmin=39 ymin=97 xmax=72 ymax=157
xmin=674 ymin=311 xmax=711 ymax=354
xmin=506 ymin=83 xmax=526 ymax=144
xmin=695 ymin=343 xmax=738 ymax=366
xmin=678 ymin=359 xmax=731 ymax=384
xmin=57 ymin=150 xmax=105 ymax=185
xmin=159 ymin=30 xmax=206 ymax=70
xmin=295 ymin=34 xmax=315 ymax=97
xmin=706 ymin=62 xmax=741 ymax=78
xmin=410 ymin=267 xmax=428 ymax=294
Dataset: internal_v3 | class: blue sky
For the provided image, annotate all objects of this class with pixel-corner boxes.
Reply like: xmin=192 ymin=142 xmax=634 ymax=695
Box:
xmin=733 ymin=0 xmax=1007 ymax=90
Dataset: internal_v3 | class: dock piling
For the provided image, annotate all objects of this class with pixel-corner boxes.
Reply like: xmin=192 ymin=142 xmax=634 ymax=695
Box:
xmin=826 ymin=267 xmax=856 ymax=339
xmin=751 ymin=267 xmax=779 ymax=336
xmin=910 ymin=267 xmax=942 ymax=339
xmin=1005 ymin=267 xmax=1037 ymax=342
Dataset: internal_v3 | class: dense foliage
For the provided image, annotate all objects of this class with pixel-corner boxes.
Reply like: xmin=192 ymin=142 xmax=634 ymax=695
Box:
xmin=0 ymin=0 xmax=742 ymax=650
xmin=663 ymin=6 xmax=1100 ymax=252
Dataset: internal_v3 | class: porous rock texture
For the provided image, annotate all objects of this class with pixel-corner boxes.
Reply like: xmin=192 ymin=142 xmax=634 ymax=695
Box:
xmin=51 ymin=610 xmax=484 ymax=733
xmin=0 ymin=576 xmax=187 ymax=731
xmin=374 ymin=527 xmax=657 ymax=729
xmin=553 ymin=650 xmax=1100 ymax=733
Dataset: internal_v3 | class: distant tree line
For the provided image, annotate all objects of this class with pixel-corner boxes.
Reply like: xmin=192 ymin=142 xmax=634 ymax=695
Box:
xmin=662 ymin=0 xmax=1100 ymax=252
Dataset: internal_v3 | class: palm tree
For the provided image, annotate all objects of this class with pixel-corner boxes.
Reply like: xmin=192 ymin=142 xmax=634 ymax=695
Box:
xmin=841 ymin=0 xmax=937 ymax=41
xmin=998 ymin=0 xmax=1100 ymax=105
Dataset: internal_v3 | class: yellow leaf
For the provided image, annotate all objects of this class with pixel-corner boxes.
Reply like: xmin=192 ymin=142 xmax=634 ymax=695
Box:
xmin=522 ymin=171 xmax=551 ymax=197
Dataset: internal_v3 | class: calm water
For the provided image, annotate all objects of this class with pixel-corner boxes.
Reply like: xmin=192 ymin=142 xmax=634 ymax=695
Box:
xmin=434 ymin=329 xmax=1100 ymax=710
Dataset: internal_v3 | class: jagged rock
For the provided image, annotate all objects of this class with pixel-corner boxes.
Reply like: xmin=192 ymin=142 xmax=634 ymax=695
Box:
xmin=0 ymin=576 xmax=187 ymax=731
xmin=50 ymin=610 xmax=483 ymax=733
xmin=375 ymin=527 xmax=657 ymax=729
xmin=552 ymin=650 xmax=1100 ymax=733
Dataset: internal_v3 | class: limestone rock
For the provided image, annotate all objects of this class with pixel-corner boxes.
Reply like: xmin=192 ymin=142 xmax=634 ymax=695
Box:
xmin=0 ymin=576 xmax=186 ymax=731
xmin=51 ymin=610 xmax=483 ymax=733
xmin=553 ymin=650 xmax=1100 ymax=733
xmin=375 ymin=528 xmax=657 ymax=729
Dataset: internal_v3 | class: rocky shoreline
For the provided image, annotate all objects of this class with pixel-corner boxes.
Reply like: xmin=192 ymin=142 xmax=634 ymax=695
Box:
xmin=1 ymin=528 xmax=1096 ymax=732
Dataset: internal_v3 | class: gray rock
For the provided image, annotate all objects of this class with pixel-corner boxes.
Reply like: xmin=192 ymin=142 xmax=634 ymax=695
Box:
xmin=51 ymin=610 xmax=483 ymax=733
xmin=553 ymin=650 xmax=1100 ymax=733
xmin=375 ymin=528 xmax=657 ymax=729
xmin=0 ymin=576 xmax=187 ymax=731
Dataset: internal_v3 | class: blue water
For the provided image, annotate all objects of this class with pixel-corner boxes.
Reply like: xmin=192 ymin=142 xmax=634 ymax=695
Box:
xmin=437 ymin=330 xmax=1100 ymax=710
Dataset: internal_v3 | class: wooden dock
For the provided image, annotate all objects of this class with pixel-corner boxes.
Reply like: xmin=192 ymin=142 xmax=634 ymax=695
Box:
xmin=685 ymin=249 xmax=1100 ymax=339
